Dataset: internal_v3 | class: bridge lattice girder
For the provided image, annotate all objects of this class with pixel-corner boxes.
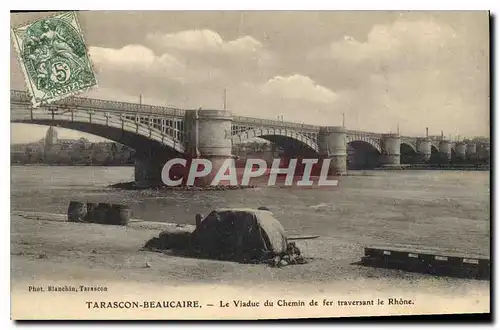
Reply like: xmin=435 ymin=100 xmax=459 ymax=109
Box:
xmin=12 ymin=89 xmax=441 ymax=156
xmin=11 ymin=105 xmax=186 ymax=154
xmin=400 ymin=138 xmax=417 ymax=153
xmin=230 ymin=125 xmax=319 ymax=152
xmin=346 ymin=133 xmax=382 ymax=153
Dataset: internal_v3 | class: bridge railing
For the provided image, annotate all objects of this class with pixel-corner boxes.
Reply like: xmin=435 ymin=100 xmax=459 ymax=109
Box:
xmin=346 ymin=129 xmax=381 ymax=136
xmin=10 ymin=89 xmax=186 ymax=118
xmin=346 ymin=129 xmax=420 ymax=140
xmin=10 ymin=90 xmax=433 ymax=141
xmin=11 ymin=106 xmax=186 ymax=149
xmin=232 ymin=115 xmax=319 ymax=131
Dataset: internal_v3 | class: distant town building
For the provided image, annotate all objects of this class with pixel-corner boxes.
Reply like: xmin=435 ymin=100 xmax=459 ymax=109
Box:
xmin=45 ymin=126 xmax=58 ymax=147
xmin=11 ymin=126 xmax=134 ymax=166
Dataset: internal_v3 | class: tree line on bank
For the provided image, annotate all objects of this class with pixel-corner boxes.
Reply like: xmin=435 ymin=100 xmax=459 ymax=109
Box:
xmin=11 ymin=141 xmax=135 ymax=166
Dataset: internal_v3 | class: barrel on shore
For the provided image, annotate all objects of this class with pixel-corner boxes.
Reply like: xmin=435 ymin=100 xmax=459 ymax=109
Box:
xmin=84 ymin=202 xmax=99 ymax=223
xmin=68 ymin=201 xmax=130 ymax=226
xmin=107 ymin=204 xmax=131 ymax=226
xmin=67 ymin=201 xmax=87 ymax=223
xmin=195 ymin=213 xmax=203 ymax=229
xmin=94 ymin=203 xmax=112 ymax=224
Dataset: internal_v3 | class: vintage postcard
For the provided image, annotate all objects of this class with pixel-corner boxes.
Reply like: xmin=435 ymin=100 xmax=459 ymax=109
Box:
xmin=11 ymin=11 xmax=97 ymax=107
xmin=10 ymin=11 xmax=490 ymax=320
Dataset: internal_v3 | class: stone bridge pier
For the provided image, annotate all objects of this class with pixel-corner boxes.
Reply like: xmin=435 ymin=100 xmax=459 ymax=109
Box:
xmin=317 ymin=126 xmax=347 ymax=174
xmin=194 ymin=109 xmax=233 ymax=185
xmin=133 ymin=142 xmax=178 ymax=187
xmin=466 ymin=143 xmax=477 ymax=162
xmin=134 ymin=155 xmax=166 ymax=188
xmin=478 ymin=143 xmax=490 ymax=163
xmin=380 ymin=134 xmax=401 ymax=167
xmin=439 ymin=140 xmax=452 ymax=163
xmin=454 ymin=142 xmax=467 ymax=161
xmin=416 ymin=138 xmax=432 ymax=163
xmin=134 ymin=109 xmax=233 ymax=187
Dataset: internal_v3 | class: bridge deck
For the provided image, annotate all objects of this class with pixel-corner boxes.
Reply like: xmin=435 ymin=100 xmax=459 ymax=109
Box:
xmin=11 ymin=89 xmax=485 ymax=144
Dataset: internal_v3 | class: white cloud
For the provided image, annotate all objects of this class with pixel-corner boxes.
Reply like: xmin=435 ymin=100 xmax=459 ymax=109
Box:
xmin=143 ymin=30 xmax=274 ymax=85
xmin=227 ymin=35 xmax=263 ymax=53
xmin=148 ymin=29 xmax=223 ymax=52
xmin=311 ymin=19 xmax=458 ymax=64
xmin=89 ymin=45 xmax=157 ymax=69
xmin=89 ymin=45 xmax=184 ymax=73
xmin=326 ymin=68 xmax=488 ymax=137
xmin=260 ymin=74 xmax=337 ymax=104
xmin=147 ymin=29 xmax=264 ymax=54
xmin=302 ymin=18 xmax=488 ymax=137
xmin=88 ymin=45 xmax=225 ymax=84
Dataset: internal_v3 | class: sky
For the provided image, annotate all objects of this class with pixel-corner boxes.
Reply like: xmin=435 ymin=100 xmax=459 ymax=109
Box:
xmin=10 ymin=11 xmax=490 ymax=143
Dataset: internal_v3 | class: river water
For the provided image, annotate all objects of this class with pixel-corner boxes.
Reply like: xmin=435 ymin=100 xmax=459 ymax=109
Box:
xmin=10 ymin=166 xmax=490 ymax=254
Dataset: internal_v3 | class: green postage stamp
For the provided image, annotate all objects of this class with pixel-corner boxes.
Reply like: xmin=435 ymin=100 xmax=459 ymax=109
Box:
xmin=11 ymin=12 xmax=97 ymax=107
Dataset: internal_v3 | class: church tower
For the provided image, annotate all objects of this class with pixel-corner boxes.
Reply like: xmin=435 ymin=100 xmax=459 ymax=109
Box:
xmin=45 ymin=126 xmax=58 ymax=149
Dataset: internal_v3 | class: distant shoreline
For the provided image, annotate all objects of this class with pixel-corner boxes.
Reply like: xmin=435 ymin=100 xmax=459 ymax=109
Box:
xmin=108 ymin=181 xmax=257 ymax=191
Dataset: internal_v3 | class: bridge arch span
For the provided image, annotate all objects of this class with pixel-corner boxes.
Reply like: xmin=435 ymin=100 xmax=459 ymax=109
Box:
xmin=231 ymin=127 xmax=319 ymax=154
xmin=11 ymin=107 xmax=186 ymax=155
xmin=400 ymin=140 xmax=418 ymax=164
xmin=400 ymin=139 xmax=417 ymax=153
xmin=346 ymin=135 xmax=381 ymax=153
xmin=347 ymin=140 xmax=381 ymax=170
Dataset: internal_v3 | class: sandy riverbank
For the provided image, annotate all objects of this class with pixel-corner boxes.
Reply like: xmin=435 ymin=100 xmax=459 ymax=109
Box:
xmin=10 ymin=211 xmax=489 ymax=319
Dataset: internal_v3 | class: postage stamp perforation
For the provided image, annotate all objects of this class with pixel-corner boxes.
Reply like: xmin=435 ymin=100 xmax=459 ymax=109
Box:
xmin=11 ymin=11 xmax=98 ymax=108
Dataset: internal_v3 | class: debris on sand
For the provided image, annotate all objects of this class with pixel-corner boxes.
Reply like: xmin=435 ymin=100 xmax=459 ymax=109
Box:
xmin=67 ymin=201 xmax=131 ymax=226
xmin=143 ymin=208 xmax=307 ymax=267
xmin=266 ymin=241 xmax=307 ymax=267
xmin=109 ymin=182 xmax=257 ymax=191
xmin=144 ymin=230 xmax=193 ymax=251
xmin=309 ymin=203 xmax=329 ymax=210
